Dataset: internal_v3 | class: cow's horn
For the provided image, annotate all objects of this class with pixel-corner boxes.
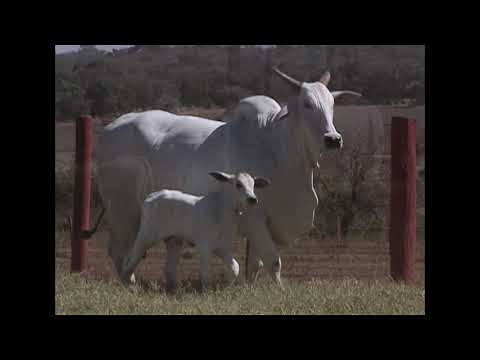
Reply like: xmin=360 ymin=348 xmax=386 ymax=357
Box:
xmin=331 ymin=91 xmax=362 ymax=99
xmin=272 ymin=67 xmax=302 ymax=88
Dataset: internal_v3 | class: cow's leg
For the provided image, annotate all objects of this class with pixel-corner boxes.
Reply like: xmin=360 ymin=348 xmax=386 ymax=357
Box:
xmin=245 ymin=221 xmax=284 ymax=290
xmin=109 ymin=225 xmax=138 ymax=285
xmin=214 ymin=248 xmax=239 ymax=284
xmin=121 ymin=226 xmax=152 ymax=285
xmin=165 ymin=238 xmax=183 ymax=292
xmin=199 ymin=244 xmax=210 ymax=290
xmin=98 ymin=159 xmax=144 ymax=285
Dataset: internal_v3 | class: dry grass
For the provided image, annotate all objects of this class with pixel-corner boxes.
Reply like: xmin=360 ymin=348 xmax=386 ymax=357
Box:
xmin=55 ymin=266 xmax=424 ymax=315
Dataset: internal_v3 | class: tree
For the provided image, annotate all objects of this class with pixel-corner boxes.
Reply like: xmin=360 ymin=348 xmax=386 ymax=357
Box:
xmin=55 ymin=77 xmax=90 ymax=120
xmin=227 ymin=45 xmax=241 ymax=85
xmin=86 ymin=80 xmax=118 ymax=116
xmin=314 ymin=129 xmax=388 ymax=238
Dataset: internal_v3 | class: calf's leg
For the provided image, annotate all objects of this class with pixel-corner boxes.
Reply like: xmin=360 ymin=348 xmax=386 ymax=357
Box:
xmin=245 ymin=221 xmax=284 ymax=290
xmin=246 ymin=238 xmax=263 ymax=283
xmin=214 ymin=248 xmax=239 ymax=284
xmin=164 ymin=238 xmax=183 ymax=291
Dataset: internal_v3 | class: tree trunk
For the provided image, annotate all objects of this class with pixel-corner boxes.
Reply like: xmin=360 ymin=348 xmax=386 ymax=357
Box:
xmin=227 ymin=45 xmax=240 ymax=84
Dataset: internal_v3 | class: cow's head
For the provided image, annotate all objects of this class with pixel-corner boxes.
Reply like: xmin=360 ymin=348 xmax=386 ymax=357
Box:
xmin=272 ymin=67 xmax=362 ymax=164
xmin=209 ymin=171 xmax=271 ymax=214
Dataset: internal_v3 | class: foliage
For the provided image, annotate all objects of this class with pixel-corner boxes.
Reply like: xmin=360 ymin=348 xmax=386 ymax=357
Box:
xmin=55 ymin=45 xmax=425 ymax=121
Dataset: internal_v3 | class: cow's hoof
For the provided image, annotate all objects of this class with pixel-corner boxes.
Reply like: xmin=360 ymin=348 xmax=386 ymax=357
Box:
xmin=129 ymin=273 xmax=136 ymax=284
xmin=182 ymin=250 xmax=194 ymax=259
xmin=120 ymin=272 xmax=136 ymax=286
xmin=166 ymin=287 xmax=177 ymax=295
xmin=165 ymin=281 xmax=178 ymax=294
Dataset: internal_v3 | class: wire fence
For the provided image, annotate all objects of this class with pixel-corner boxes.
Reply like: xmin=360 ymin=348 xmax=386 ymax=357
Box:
xmin=55 ymin=105 xmax=425 ymax=283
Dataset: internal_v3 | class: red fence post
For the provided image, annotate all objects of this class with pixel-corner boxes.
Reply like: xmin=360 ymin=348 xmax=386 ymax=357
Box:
xmin=71 ymin=115 xmax=93 ymax=272
xmin=389 ymin=117 xmax=416 ymax=284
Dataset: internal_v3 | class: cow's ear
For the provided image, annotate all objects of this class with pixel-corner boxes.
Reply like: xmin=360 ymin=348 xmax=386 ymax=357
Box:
xmin=319 ymin=70 xmax=331 ymax=86
xmin=209 ymin=171 xmax=234 ymax=183
xmin=275 ymin=106 xmax=289 ymax=121
xmin=254 ymin=177 xmax=271 ymax=188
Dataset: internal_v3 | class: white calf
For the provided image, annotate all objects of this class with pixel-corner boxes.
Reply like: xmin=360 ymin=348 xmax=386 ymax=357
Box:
xmin=120 ymin=171 xmax=271 ymax=290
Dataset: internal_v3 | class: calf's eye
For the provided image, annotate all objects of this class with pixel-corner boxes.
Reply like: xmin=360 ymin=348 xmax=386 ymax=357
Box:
xmin=304 ymin=101 xmax=313 ymax=110
xmin=236 ymin=182 xmax=242 ymax=189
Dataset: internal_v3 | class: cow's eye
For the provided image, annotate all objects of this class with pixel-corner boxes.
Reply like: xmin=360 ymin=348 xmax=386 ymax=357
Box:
xmin=236 ymin=182 xmax=242 ymax=189
xmin=304 ymin=101 xmax=313 ymax=110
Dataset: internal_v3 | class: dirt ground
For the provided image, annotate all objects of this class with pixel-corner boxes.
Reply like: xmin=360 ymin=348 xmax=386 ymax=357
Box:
xmin=55 ymin=229 xmax=425 ymax=286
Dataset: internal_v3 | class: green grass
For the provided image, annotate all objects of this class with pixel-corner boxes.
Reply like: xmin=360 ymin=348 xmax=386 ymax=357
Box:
xmin=55 ymin=268 xmax=424 ymax=315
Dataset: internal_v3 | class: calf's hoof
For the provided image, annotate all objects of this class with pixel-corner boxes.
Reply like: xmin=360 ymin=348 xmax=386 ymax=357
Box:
xmin=277 ymin=281 xmax=285 ymax=292
xmin=273 ymin=273 xmax=285 ymax=292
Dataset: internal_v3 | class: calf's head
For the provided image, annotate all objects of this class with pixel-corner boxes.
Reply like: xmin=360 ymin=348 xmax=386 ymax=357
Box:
xmin=209 ymin=171 xmax=271 ymax=214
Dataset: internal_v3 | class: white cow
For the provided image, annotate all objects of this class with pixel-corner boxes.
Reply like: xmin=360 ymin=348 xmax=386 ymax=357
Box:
xmin=96 ymin=67 xmax=361 ymax=288
xmin=120 ymin=171 xmax=271 ymax=290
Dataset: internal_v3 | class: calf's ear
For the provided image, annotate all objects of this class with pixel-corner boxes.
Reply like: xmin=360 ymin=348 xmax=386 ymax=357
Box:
xmin=209 ymin=171 xmax=234 ymax=183
xmin=254 ymin=177 xmax=271 ymax=188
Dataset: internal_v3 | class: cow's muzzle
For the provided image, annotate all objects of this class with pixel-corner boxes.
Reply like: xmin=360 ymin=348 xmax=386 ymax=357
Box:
xmin=247 ymin=197 xmax=258 ymax=206
xmin=324 ymin=133 xmax=343 ymax=149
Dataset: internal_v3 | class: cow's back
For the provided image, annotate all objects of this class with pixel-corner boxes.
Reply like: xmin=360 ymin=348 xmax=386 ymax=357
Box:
xmin=97 ymin=111 xmax=215 ymax=162
xmin=97 ymin=110 xmax=225 ymax=195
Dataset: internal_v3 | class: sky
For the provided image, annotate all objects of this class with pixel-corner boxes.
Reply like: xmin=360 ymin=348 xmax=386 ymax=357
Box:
xmin=55 ymin=45 xmax=133 ymax=54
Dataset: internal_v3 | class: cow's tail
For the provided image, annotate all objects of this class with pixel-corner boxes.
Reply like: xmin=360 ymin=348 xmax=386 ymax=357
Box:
xmin=137 ymin=156 xmax=154 ymax=209
xmin=84 ymin=161 xmax=108 ymax=239
xmin=82 ymin=206 xmax=106 ymax=238
xmin=135 ymin=156 xmax=153 ymax=260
